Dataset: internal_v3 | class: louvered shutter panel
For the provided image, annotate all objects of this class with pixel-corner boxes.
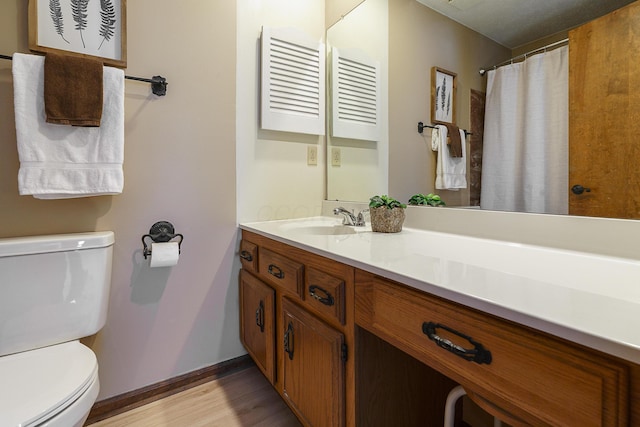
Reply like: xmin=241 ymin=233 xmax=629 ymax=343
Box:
xmin=331 ymin=47 xmax=381 ymax=141
xmin=260 ymin=27 xmax=325 ymax=135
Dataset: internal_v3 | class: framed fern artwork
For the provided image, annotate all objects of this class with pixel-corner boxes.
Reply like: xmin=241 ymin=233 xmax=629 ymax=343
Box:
xmin=430 ymin=67 xmax=457 ymax=125
xmin=28 ymin=0 xmax=127 ymax=68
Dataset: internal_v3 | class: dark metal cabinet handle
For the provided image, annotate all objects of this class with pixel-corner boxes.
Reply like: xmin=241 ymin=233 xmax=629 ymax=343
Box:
xmin=309 ymin=285 xmax=335 ymax=306
xmin=255 ymin=300 xmax=264 ymax=333
xmin=422 ymin=322 xmax=492 ymax=365
xmin=268 ymin=264 xmax=284 ymax=279
xmin=571 ymin=184 xmax=591 ymax=195
xmin=284 ymin=322 xmax=294 ymax=360
xmin=240 ymin=250 xmax=253 ymax=262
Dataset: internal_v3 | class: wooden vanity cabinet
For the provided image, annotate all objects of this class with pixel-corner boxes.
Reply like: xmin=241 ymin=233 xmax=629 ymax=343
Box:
xmin=239 ymin=230 xmax=355 ymax=427
xmin=240 ymin=230 xmax=639 ymax=426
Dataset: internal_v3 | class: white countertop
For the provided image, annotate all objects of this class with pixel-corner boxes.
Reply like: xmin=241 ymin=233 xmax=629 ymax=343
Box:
xmin=240 ymin=216 xmax=640 ymax=364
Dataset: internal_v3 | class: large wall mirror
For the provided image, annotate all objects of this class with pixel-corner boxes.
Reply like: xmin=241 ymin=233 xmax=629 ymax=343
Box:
xmin=326 ymin=0 xmax=639 ymax=219
xmin=326 ymin=0 xmax=388 ymax=202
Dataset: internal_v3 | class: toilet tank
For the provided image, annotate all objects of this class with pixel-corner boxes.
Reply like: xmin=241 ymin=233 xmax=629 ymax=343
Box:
xmin=0 ymin=232 xmax=114 ymax=357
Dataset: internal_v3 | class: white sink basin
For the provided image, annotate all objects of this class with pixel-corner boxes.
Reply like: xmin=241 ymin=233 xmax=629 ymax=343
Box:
xmin=297 ymin=225 xmax=357 ymax=235
xmin=279 ymin=219 xmax=361 ymax=235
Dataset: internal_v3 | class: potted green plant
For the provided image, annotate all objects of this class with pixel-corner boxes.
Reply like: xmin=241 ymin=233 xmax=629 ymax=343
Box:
xmin=369 ymin=195 xmax=407 ymax=233
xmin=408 ymin=193 xmax=446 ymax=207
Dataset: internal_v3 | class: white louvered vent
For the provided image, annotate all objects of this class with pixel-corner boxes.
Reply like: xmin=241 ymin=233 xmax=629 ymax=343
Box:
xmin=261 ymin=27 xmax=325 ymax=135
xmin=331 ymin=47 xmax=381 ymax=141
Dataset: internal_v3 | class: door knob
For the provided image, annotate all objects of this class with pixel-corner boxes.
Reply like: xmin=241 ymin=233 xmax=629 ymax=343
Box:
xmin=571 ymin=185 xmax=591 ymax=195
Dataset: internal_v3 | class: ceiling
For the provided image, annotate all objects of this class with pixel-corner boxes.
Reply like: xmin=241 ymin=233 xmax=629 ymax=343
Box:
xmin=415 ymin=0 xmax=636 ymax=49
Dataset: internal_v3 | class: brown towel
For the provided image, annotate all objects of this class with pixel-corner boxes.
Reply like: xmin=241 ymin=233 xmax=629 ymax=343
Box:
xmin=44 ymin=53 xmax=103 ymax=127
xmin=444 ymin=124 xmax=462 ymax=157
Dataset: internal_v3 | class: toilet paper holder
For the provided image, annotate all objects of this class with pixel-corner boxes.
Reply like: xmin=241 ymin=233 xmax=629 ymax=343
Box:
xmin=142 ymin=221 xmax=184 ymax=259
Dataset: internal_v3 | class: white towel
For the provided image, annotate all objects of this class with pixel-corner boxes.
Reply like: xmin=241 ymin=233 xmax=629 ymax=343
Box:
xmin=431 ymin=125 xmax=467 ymax=190
xmin=12 ymin=53 xmax=124 ymax=199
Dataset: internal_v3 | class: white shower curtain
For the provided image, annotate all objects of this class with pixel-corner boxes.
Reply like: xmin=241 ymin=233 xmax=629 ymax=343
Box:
xmin=481 ymin=46 xmax=568 ymax=214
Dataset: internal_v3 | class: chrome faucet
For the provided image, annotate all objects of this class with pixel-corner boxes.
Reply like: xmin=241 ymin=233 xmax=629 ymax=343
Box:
xmin=333 ymin=207 xmax=367 ymax=226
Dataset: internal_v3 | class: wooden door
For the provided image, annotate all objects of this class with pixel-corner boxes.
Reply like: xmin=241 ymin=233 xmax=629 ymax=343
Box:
xmin=239 ymin=270 xmax=276 ymax=384
xmin=569 ymin=1 xmax=640 ymax=218
xmin=281 ymin=298 xmax=345 ymax=427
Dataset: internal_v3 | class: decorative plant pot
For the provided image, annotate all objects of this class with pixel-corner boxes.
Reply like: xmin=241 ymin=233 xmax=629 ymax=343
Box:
xmin=370 ymin=206 xmax=405 ymax=233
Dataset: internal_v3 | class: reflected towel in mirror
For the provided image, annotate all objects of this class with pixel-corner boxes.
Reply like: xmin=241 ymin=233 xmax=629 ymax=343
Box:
xmin=431 ymin=125 xmax=467 ymax=190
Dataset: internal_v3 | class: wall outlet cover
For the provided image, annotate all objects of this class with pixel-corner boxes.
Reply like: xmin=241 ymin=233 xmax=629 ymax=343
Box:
xmin=307 ymin=146 xmax=318 ymax=165
xmin=331 ymin=147 xmax=341 ymax=166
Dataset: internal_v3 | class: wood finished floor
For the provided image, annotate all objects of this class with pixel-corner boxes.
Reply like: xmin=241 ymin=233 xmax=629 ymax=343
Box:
xmin=89 ymin=366 xmax=302 ymax=427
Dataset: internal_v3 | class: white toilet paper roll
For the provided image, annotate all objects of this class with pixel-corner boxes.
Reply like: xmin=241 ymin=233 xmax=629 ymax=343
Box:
xmin=149 ymin=242 xmax=180 ymax=267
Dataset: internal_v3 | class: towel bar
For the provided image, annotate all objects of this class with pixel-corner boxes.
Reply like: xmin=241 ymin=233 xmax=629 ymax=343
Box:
xmin=418 ymin=121 xmax=472 ymax=137
xmin=0 ymin=53 xmax=168 ymax=96
xmin=124 ymin=75 xmax=167 ymax=96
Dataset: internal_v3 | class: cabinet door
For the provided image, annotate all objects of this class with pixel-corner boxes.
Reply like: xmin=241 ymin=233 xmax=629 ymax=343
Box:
xmin=239 ymin=270 xmax=275 ymax=383
xmin=282 ymin=298 xmax=345 ymax=427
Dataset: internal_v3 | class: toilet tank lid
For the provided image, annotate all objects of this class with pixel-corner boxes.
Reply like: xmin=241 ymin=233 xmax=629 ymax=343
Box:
xmin=0 ymin=231 xmax=114 ymax=258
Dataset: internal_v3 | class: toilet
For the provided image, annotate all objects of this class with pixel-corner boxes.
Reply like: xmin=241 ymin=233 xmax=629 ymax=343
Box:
xmin=0 ymin=231 xmax=114 ymax=427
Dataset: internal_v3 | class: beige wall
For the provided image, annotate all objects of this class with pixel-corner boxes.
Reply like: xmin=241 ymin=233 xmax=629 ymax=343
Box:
xmin=0 ymin=1 xmax=242 ymax=400
xmin=326 ymin=0 xmax=366 ymax=29
xmin=388 ymin=0 xmax=510 ymax=204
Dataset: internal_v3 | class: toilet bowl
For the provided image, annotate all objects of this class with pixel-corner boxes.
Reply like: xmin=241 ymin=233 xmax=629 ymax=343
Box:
xmin=0 ymin=341 xmax=99 ymax=427
xmin=0 ymin=232 xmax=114 ymax=427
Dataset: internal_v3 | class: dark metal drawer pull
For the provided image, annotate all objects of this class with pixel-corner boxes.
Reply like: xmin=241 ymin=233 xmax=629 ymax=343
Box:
xmin=239 ymin=250 xmax=253 ymax=262
xmin=255 ymin=300 xmax=264 ymax=333
xmin=284 ymin=322 xmax=294 ymax=360
xmin=267 ymin=264 xmax=284 ymax=279
xmin=309 ymin=285 xmax=335 ymax=306
xmin=422 ymin=322 xmax=492 ymax=365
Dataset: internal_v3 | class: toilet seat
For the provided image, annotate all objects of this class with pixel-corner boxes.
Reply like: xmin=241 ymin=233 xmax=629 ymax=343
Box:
xmin=0 ymin=340 xmax=99 ymax=427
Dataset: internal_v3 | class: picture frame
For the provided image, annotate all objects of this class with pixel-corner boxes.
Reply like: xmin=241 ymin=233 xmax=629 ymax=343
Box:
xmin=28 ymin=0 xmax=127 ymax=68
xmin=431 ymin=66 xmax=457 ymax=125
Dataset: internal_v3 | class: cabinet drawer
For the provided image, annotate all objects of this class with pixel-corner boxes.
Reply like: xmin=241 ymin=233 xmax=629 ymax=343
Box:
xmin=355 ymin=271 xmax=628 ymax=427
xmin=239 ymin=240 xmax=258 ymax=273
xmin=305 ymin=267 xmax=345 ymax=325
xmin=258 ymin=247 xmax=304 ymax=297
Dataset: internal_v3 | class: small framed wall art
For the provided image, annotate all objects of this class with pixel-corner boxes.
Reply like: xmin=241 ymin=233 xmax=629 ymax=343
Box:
xmin=28 ymin=0 xmax=127 ymax=68
xmin=431 ymin=66 xmax=457 ymax=125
